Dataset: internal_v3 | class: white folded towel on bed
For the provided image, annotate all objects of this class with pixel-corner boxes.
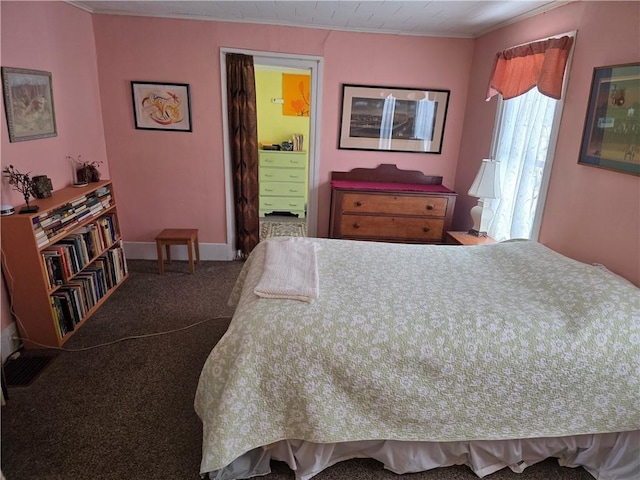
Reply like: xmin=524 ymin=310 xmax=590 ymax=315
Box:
xmin=254 ymin=237 xmax=319 ymax=302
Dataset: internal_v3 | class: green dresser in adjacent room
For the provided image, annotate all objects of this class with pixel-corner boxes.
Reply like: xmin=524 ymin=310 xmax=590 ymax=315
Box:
xmin=258 ymin=150 xmax=307 ymax=218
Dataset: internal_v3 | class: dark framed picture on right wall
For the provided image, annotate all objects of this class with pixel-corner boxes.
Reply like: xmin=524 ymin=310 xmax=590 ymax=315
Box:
xmin=578 ymin=62 xmax=640 ymax=176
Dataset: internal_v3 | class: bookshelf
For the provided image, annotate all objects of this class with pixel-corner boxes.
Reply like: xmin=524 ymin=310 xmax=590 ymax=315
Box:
xmin=1 ymin=180 xmax=128 ymax=349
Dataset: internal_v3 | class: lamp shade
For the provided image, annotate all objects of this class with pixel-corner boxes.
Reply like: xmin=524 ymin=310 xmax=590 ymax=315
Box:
xmin=468 ymin=159 xmax=500 ymax=199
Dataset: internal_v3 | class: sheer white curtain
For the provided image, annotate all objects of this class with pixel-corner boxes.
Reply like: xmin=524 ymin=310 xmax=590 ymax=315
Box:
xmin=489 ymin=88 xmax=557 ymax=241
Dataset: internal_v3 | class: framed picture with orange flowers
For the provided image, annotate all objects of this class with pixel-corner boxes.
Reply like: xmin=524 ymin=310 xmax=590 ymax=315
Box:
xmin=131 ymin=81 xmax=192 ymax=132
xmin=283 ymin=73 xmax=310 ymax=117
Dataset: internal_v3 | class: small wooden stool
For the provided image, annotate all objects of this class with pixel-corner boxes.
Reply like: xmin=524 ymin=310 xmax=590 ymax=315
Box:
xmin=155 ymin=228 xmax=200 ymax=275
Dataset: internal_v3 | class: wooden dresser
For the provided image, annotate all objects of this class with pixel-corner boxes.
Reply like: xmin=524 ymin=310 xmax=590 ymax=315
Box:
xmin=329 ymin=164 xmax=456 ymax=244
xmin=259 ymin=150 xmax=307 ymax=218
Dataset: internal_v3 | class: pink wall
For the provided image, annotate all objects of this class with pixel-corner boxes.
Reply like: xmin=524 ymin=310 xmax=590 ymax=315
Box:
xmin=91 ymin=15 xmax=473 ymax=243
xmin=456 ymin=1 xmax=640 ymax=286
xmin=1 ymin=2 xmax=109 ymax=203
xmin=318 ymin=32 xmax=472 ymax=235
xmin=1 ymin=2 xmax=108 ymax=329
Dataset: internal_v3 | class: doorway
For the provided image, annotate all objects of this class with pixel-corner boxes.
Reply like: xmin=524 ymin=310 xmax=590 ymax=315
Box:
xmin=254 ymin=64 xmax=310 ymax=241
xmin=220 ymin=49 xmax=323 ymax=258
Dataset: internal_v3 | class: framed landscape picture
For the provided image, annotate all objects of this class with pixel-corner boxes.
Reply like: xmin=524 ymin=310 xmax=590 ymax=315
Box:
xmin=1 ymin=67 xmax=57 ymax=142
xmin=131 ymin=81 xmax=192 ymax=132
xmin=339 ymin=84 xmax=450 ymax=154
xmin=578 ymin=63 xmax=640 ymax=176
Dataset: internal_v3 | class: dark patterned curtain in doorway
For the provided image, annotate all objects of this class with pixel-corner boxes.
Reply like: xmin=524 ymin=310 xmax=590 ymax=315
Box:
xmin=226 ymin=53 xmax=259 ymax=256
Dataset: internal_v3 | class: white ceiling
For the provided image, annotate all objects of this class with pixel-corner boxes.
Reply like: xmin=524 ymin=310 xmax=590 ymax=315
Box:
xmin=68 ymin=1 xmax=571 ymax=38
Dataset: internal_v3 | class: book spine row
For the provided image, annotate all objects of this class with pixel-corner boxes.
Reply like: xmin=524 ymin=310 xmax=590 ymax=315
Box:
xmin=32 ymin=185 xmax=113 ymax=248
xmin=41 ymin=213 xmax=119 ymax=290
xmin=50 ymin=242 xmax=127 ymax=340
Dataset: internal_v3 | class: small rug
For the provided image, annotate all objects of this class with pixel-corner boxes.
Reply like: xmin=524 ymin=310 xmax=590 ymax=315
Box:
xmin=260 ymin=221 xmax=307 ymax=241
xmin=4 ymin=355 xmax=55 ymax=387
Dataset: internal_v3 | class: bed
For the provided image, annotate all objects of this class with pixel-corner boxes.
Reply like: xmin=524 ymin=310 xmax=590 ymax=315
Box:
xmin=195 ymin=238 xmax=640 ymax=479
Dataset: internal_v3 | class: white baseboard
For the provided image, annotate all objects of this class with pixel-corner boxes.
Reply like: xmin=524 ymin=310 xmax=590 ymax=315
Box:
xmin=1 ymin=322 xmax=20 ymax=364
xmin=122 ymin=241 xmax=236 ymax=261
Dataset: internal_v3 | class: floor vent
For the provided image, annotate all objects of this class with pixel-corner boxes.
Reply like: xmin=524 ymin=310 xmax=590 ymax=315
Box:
xmin=4 ymin=355 xmax=55 ymax=387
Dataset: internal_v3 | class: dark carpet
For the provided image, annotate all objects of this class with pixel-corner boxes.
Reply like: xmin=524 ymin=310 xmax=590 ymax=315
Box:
xmin=1 ymin=258 xmax=593 ymax=480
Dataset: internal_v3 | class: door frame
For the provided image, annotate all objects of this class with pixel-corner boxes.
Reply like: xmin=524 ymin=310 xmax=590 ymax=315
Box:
xmin=220 ymin=48 xmax=323 ymax=258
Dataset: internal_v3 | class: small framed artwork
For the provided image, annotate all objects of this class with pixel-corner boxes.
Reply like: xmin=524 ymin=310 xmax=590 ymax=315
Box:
xmin=131 ymin=81 xmax=192 ymax=132
xmin=1 ymin=67 xmax=57 ymax=142
xmin=339 ymin=84 xmax=450 ymax=154
xmin=283 ymin=73 xmax=310 ymax=117
xmin=578 ymin=62 xmax=640 ymax=176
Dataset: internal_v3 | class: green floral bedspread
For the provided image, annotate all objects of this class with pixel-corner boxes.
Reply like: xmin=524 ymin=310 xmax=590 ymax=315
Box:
xmin=195 ymin=239 xmax=640 ymax=474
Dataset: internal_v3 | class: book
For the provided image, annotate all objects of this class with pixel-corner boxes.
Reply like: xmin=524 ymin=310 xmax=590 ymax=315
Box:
xmin=74 ymin=273 xmax=98 ymax=307
xmin=70 ymin=195 xmax=87 ymax=207
xmin=96 ymin=186 xmax=110 ymax=197
xmin=51 ymin=292 xmax=75 ymax=334
xmin=65 ymin=285 xmax=86 ymax=321
xmin=43 ymin=246 xmax=72 ymax=283
xmin=37 ymin=236 xmax=50 ymax=248
xmin=42 ymin=252 xmax=65 ymax=286
xmin=50 ymin=296 xmax=63 ymax=339
xmin=58 ymin=287 xmax=81 ymax=324
xmin=56 ymin=242 xmax=80 ymax=274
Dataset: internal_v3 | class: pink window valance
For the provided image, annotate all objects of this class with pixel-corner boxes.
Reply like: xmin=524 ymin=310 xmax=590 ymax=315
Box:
xmin=486 ymin=35 xmax=574 ymax=101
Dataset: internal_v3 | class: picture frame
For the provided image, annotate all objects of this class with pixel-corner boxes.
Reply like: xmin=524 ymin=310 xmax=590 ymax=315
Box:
xmin=1 ymin=67 xmax=57 ymax=142
xmin=283 ymin=73 xmax=311 ymax=117
xmin=578 ymin=62 xmax=640 ymax=176
xmin=131 ymin=81 xmax=192 ymax=132
xmin=339 ymin=84 xmax=450 ymax=154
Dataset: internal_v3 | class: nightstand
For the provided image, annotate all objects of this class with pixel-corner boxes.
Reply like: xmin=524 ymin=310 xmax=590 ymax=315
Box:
xmin=446 ymin=231 xmax=497 ymax=245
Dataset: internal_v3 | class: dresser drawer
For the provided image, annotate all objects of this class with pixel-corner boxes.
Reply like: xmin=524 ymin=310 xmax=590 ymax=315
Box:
xmin=260 ymin=182 xmax=305 ymax=197
xmin=259 ymin=152 xmax=306 ymax=168
xmin=340 ymin=214 xmax=444 ymax=242
xmin=341 ymin=192 xmax=449 ymax=217
xmin=260 ymin=197 xmax=305 ymax=212
xmin=260 ymin=168 xmax=306 ymax=183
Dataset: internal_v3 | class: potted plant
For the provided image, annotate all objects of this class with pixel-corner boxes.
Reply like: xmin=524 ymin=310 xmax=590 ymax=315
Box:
xmin=67 ymin=155 xmax=103 ymax=184
xmin=2 ymin=165 xmax=39 ymax=213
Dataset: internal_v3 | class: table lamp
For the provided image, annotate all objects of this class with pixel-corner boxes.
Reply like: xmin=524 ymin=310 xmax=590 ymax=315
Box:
xmin=468 ymin=159 xmax=500 ymax=237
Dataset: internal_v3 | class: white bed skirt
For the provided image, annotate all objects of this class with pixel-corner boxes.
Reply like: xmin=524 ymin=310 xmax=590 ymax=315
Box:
xmin=206 ymin=430 xmax=640 ymax=480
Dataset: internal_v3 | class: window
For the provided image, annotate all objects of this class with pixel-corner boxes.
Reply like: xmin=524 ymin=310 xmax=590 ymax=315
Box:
xmin=486 ymin=33 xmax=575 ymax=242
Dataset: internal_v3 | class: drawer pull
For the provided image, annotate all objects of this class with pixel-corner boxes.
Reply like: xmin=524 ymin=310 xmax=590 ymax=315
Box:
xmin=353 ymin=222 xmax=361 ymax=229
xmin=426 ymin=204 xmax=434 ymax=210
xmin=355 ymin=201 xmax=362 ymax=207
xmin=423 ymin=226 xmax=430 ymax=233
xmin=265 ymin=188 xmax=274 ymax=192
xmin=289 ymin=189 xmax=298 ymax=193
